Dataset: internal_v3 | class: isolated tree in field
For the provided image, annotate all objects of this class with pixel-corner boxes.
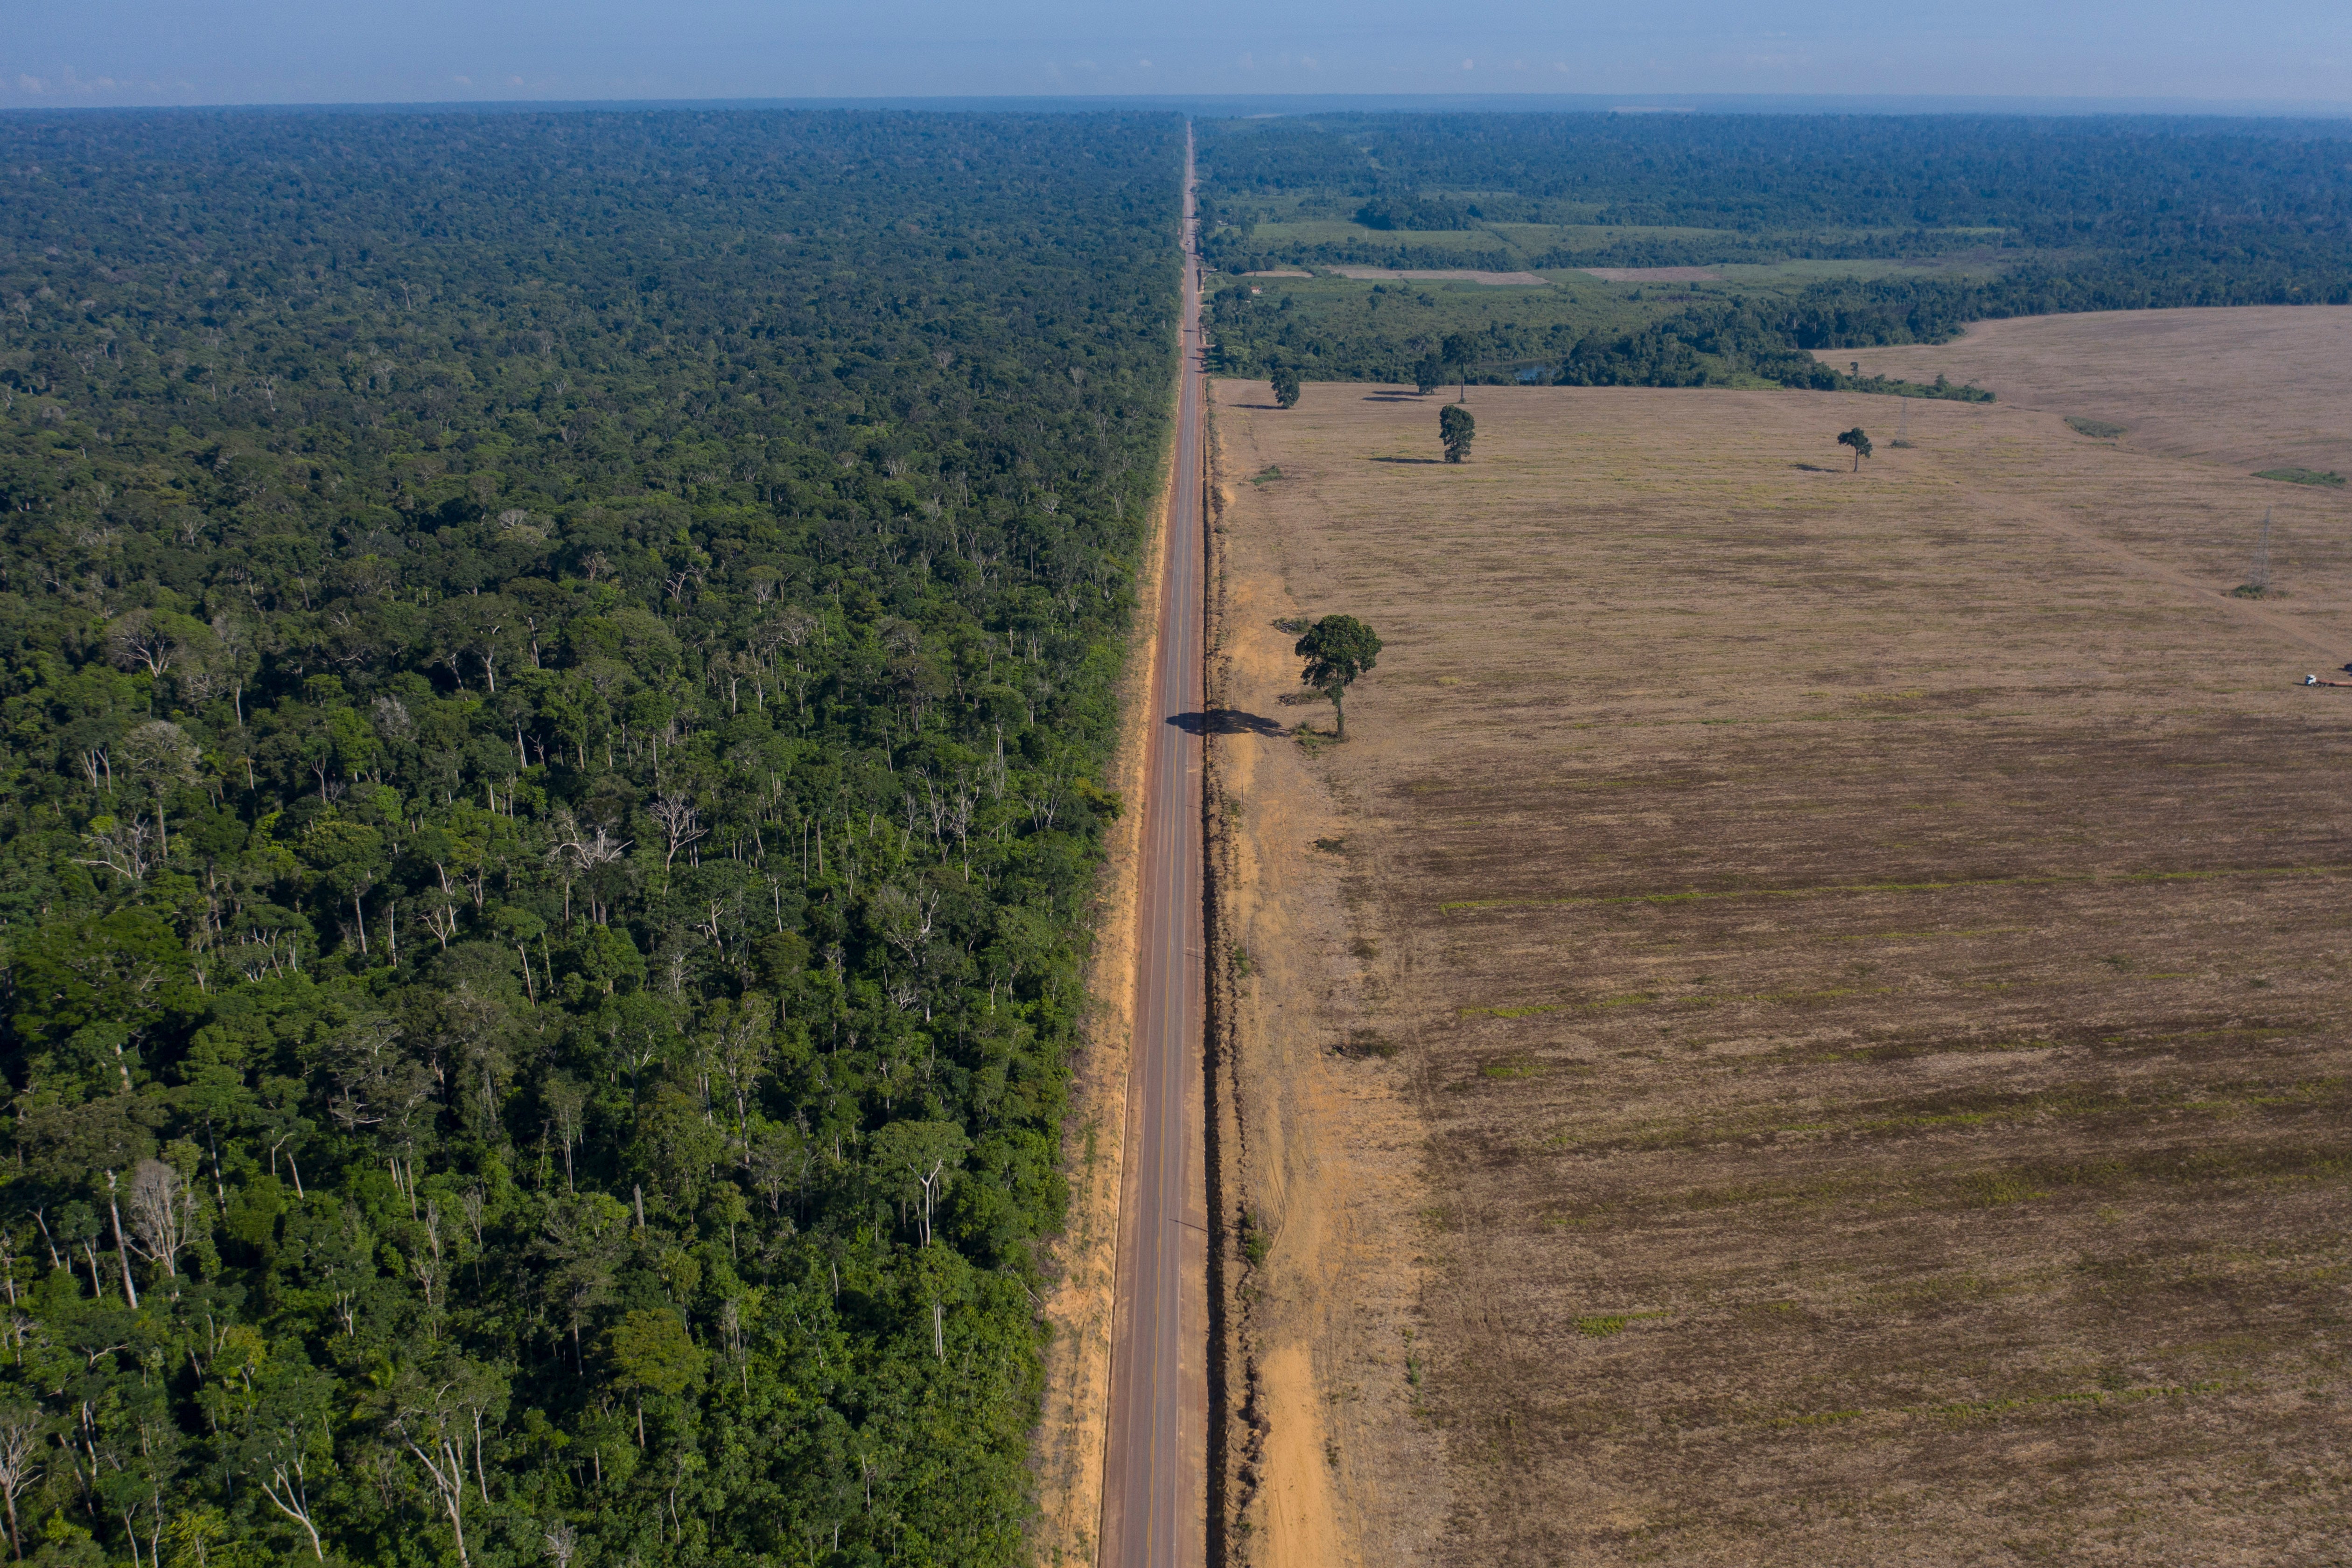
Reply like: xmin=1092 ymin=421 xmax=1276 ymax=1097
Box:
xmin=1269 ymin=365 xmax=1302 ymax=409
xmin=1837 ymin=426 xmax=1873 ymax=471
xmin=1440 ymin=403 xmax=1476 ymax=464
xmin=1441 ymin=332 xmax=1477 ymax=399
xmin=1295 ymin=614 xmax=1382 ymax=737
xmin=1412 ymin=354 xmax=1443 ymax=395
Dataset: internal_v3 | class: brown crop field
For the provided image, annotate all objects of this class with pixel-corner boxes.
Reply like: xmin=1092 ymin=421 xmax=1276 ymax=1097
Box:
xmin=1206 ymin=365 xmax=2352 ymax=1568
xmin=1828 ymin=305 xmax=2352 ymax=479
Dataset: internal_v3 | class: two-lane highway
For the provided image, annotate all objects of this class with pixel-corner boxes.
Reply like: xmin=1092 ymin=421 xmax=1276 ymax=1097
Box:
xmin=1099 ymin=123 xmax=1209 ymax=1568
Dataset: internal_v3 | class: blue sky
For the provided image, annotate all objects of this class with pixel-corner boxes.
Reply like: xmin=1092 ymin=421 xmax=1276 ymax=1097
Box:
xmin=7 ymin=0 xmax=2350 ymax=110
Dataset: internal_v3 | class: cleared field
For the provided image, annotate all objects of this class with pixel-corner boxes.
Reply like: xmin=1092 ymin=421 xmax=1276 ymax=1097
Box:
xmin=1328 ymin=267 xmax=1551 ymax=286
xmin=1709 ymin=256 xmax=2010 ymax=286
xmin=1576 ymin=267 xmax=1724 ymax=282
xmin=1832 ymin=306 xmax=2352 ymax=478
xmin=1208 ymin=374 xmax=2352 ymax=1567
xmin=1250 ymin=221 xmax=1514 ymax=251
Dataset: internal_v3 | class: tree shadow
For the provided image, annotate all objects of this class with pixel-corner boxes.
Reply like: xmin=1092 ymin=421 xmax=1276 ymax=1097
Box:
xmin=1369 ymin=456 xmax=1444 ymax=465
xmin=1362 ymin=392 xmax=1426 ymax=402
xmin=1170 ymin=709 xmax=1286 ymax=737
xmin=1791 ymin=462 xmax=1838 ymax=473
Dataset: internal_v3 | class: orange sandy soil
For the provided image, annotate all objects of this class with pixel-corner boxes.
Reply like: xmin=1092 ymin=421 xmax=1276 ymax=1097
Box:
xmin=1209 ymin=369 xmax=2352 ymax=1567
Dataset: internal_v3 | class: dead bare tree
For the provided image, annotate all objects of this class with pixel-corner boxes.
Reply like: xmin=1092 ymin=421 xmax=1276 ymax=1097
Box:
xmin=0 ymin=1403 xmax=42 ymax=1561
xmin=125 ymin=1158 xmax=201 ymax=1283
xmin=76 ymin=815 xmax=158 ymax=882
xmin=105 ymin=610 xmax=176 ymax=676
xmin=648 ymin=794 xmax=705 ymax=892
xmin=546 ymin=810 xmax=630 ymax=926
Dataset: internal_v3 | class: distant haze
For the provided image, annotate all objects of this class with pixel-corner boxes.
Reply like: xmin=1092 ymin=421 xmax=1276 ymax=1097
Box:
xmin=7 ymin=0 xmax=2351 ymax=111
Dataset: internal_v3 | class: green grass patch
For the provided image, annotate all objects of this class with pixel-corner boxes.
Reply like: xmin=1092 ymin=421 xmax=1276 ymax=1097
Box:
xmin=1237 ymin=1209 xmax=1271 ymax=1268
xmin=1480 ymin=1054 xmax=1545 ymax=1080
xmin=1576 ymin=1310 xmax=1671 ymax=1338
xmin=2254 ymin=467 xmax=2346 ymax=487
xmin=2065 ymin=416 xmax=2127 ymax=439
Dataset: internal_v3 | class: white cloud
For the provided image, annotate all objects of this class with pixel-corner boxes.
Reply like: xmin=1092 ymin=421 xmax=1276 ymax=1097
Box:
xmin=454 ymin=76 xmax=473 ymax=86
xmin=16 ymin=76 xmax=43 ymax=95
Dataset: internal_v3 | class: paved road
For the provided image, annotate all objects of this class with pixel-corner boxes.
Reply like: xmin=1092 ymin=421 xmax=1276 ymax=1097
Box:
xmin=1100 ymin=124 xmax=1209 ymax=1568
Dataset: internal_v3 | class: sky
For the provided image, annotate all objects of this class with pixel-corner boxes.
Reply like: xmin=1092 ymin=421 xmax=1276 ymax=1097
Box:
xmin=6 ymin=0 xmax=2351 ymax=112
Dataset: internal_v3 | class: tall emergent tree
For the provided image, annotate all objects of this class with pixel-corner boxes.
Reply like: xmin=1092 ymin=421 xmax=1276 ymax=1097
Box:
xmin=1270 ymin=365 xmax=1302 ymax=409
xmin=1838 ymin=426 xmax=1874 ymax=470
xmin=1295 ymin=615 xmax=1383 ymax=737
xmin=1441 ymin=403 xmax=1477 ymax=463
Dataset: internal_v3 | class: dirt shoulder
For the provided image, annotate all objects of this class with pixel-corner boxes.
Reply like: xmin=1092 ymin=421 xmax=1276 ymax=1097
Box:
xmin=1208 ymin=384 xmax=1453 ymax=1568
xmin=1211 ymin=375 xmax=2352 ymax=1565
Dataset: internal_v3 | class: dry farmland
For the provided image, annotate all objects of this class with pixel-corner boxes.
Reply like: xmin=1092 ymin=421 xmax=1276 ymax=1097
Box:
xmin=1205 ymin=360 xmax=2352 ymax=1568
xmin=1831 ymin=304 xmax=2352 ymax=478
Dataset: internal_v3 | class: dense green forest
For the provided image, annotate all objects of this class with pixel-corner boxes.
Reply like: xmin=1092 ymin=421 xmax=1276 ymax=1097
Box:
xmin=0 ymin=107 xmax=1178 ymax=1565
xmin=1196 ymin=114 xmax=2352 ymax=388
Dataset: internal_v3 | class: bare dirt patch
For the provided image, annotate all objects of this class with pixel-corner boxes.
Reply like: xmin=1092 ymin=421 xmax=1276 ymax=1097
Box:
xmin=1210 ymin=376 xmax=2352 ymax=1566
xmin=1578 ymin=266 xmax=1726 ymax=282
xmin=1828 ymin=305 xmax=2352 ymax=479
xmin=1326 ymin=268 xmax=1552 ymax=286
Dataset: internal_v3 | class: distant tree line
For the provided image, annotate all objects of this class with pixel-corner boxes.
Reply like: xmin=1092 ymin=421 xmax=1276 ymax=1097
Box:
xmin=1196 ymin=112 xmax=2352 ymax=389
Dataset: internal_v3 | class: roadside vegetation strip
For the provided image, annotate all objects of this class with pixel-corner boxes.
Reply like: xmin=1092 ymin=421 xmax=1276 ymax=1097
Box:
xmin=1438 ymin=860 xmax=2352 ymax=914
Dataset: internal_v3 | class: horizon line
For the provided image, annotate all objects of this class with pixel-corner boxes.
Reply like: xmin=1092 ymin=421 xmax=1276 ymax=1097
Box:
xmin=6 ymin=90 xmax=2352 ymax=120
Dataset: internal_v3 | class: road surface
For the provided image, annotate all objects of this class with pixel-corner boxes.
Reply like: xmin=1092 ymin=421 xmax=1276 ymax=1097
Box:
xmin=1099 ymin=123 xmax=1209 ymax=1568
